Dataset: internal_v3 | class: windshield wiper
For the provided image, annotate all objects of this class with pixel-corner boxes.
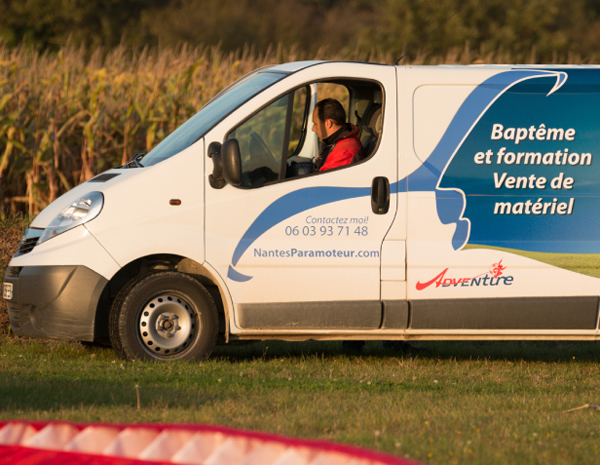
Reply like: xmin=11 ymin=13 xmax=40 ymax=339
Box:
xmin=125 ymin=153 xmax=146 ymax=169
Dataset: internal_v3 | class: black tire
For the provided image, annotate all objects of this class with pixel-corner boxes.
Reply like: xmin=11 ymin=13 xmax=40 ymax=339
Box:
xmin=109 ymin=271 xmax=218 ymax=361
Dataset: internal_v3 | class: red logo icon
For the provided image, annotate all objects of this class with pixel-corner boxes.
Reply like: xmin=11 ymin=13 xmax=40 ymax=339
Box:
xmin=489 ymin=259 xmax=505 ymax=278
xmin=416 ymin=260 xmax=513 ymax=290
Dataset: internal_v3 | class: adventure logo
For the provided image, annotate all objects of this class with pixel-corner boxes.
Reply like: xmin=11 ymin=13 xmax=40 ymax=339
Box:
xmin=416 ymin=260 xmax=514 ymax=290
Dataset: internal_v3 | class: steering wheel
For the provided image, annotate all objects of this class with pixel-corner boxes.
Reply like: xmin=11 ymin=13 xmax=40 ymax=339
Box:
xmin=249 ymin=131 xmax=278 ymax=168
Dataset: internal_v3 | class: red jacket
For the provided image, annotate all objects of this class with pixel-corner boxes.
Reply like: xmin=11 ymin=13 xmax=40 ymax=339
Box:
xmin=317 ymin=124 xmax=362 ymax=171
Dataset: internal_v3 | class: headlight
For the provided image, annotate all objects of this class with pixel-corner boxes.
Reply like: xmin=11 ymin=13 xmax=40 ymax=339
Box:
xmin=38 ymin=192 xmax=104 ymax=244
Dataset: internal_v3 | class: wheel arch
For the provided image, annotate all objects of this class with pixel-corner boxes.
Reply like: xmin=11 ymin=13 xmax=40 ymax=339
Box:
xmin=94 ymin=254 xmax=231 ymax=344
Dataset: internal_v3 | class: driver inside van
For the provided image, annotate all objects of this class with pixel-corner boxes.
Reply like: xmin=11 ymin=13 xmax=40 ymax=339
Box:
xmin=312 ymin=98 xmax=363 ymax=171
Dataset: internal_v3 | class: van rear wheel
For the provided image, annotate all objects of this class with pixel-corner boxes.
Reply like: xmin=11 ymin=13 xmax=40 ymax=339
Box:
xmin=109 ymin=271 xmax=218 ymax=361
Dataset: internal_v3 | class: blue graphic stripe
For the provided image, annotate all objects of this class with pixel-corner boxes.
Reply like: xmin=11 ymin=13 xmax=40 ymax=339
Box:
xmin=227 ymin=265 xmax=253 ymax=282
xmin=406 ymin=69 xmax=567 ymax=251
xmin=407 ymin=70 xmax=566 ymax=192
xmin=231 ymin=186 xmax=371 ymax=266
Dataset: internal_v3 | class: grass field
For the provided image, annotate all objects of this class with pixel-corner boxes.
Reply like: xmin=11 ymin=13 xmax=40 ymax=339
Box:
xmin=1 ymin=337 xmax=599 ymax=465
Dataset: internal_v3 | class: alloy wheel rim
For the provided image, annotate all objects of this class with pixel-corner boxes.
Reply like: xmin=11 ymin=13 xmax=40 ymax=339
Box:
xmin=138 ymin=294 xmax=198 ymax=356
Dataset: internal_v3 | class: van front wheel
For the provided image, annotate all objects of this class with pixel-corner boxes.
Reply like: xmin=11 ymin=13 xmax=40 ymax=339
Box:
xmin=109 ymin=272 xmax=218 ymax=361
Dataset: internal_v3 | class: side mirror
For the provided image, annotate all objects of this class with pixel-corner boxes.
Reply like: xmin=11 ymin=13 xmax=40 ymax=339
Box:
xmin=207 ymin=141 xmax=226 ymax=189
xmin=221 ymin=139 xmax=242 ymax=187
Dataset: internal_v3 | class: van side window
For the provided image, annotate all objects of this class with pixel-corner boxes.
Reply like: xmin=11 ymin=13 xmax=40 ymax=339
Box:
xmin=226 ymin=79 xmax=383 ymax=188
xmin=227 ymin=87 xmax=308 ymax=188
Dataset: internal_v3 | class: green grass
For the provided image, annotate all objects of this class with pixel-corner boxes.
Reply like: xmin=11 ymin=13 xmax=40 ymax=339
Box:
xmin=1 ymin=337 xmax=599 ymax=464
xmin=464 ymin=244 xmax=600 ymax=278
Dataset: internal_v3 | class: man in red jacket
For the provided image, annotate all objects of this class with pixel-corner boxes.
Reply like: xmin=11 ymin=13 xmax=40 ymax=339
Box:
xmin=312 ymin=98 xmax=363 ymax=171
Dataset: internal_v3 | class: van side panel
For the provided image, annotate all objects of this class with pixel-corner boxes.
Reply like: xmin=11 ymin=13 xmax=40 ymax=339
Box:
xmin=404 ymin=66 xmax=600 ymax=331
xmin=410 ymin=296 xmax=598 ymax=330
xmin=237 ymin=301 xmax=382 ymax=329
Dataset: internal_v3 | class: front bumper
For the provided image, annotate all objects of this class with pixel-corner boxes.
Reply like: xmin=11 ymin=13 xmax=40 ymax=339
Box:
xmin=4 ymin=265 xmax=108 ymax=341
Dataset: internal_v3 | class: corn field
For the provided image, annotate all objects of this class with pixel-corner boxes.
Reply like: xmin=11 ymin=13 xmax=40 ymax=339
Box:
xmin=0 ymin=42 xmax=590 ymax=218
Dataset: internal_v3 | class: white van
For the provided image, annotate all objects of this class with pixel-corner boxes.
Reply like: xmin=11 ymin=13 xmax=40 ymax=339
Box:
xmin=3 ymin=61 xmax=600 ymax=360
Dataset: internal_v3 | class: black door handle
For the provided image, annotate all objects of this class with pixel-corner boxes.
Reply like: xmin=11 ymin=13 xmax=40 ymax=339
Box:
xmin=371 ymin=176 xmax=390 ymax=214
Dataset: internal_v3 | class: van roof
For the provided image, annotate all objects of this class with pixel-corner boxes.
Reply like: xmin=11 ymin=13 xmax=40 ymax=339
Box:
xmin=270 ymin=61 xmax=600 ymax=73
xmin=268 ymin=61 xmax=324 ymax=73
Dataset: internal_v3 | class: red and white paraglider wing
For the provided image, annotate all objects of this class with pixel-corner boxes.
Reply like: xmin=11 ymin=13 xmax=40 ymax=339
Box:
xmin=0 ymin=421 xmax=421 ymax=465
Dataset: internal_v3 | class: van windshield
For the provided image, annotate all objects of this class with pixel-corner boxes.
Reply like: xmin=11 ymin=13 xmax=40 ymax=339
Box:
xmin=141 ymin=70 xmax=288 ymax=167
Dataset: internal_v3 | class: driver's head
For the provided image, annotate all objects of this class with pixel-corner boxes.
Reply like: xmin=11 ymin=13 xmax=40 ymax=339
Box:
xmin=312 ymin=99 xmax=346 ymax=141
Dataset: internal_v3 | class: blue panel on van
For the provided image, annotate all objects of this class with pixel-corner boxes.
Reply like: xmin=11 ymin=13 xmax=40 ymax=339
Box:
xmin=438 ymin=69 xmax=600 ymax=253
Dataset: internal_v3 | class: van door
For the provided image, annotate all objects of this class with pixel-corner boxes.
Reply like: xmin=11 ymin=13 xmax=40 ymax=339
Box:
xmin=203 ymin=63 xmax=397 ymax=333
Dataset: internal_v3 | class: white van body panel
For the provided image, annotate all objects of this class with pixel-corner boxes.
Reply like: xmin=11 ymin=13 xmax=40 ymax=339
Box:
xmin=84 ymin=141 xmax=205 ymax=270
xmin=20 ymin=140 xmax=205 ymax=278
